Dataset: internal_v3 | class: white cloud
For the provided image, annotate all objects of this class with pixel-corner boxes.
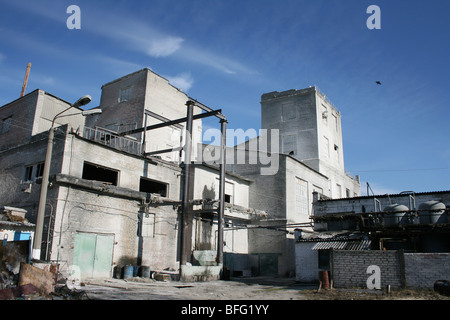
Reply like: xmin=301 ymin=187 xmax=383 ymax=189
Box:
xmin=166 ymin=72 xmax=194 ymax=92
xmin=93 ymin=18 xmax=184 ymax=59
xmin=146 ymin=37 xmax=184 ymax=58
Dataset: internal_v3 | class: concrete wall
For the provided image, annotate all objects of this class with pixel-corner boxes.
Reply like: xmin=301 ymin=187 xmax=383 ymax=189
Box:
xmin=295 ymin=242 xmax=319 ymax=282
xmin=89 ymin=68 xmax=203 ymax=163
xmin=285 ymin=156 xmax=329 ymax=224
xmin=52 ymin=185 xmax=179 ymax=276
xmin=261 ymin=88 xmax=319 ymax=171
xmin=0 ymin=90 xmax=84 ymax=151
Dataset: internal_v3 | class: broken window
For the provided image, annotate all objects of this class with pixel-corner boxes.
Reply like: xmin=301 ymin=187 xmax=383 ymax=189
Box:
xmin=23 ymin=162 xmax=45 ymax=182
xmin=119 ymin=86 xmax=132 ymax=102
xmin=82 ymin=162 xmax=119 ymax=186
xmin=24 ymin=165 xmax=33 ymax=181
xmin=139 ymin=177 xmax=167 ymax=197
xmin=1 ymin=116 xmax=13 ymax=134
xmin=35 ymin=163 xmax=44 ymax=178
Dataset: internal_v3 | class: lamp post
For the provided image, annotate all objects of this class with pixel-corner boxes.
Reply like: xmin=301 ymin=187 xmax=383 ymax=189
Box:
xmin=32 ymin=95 xmax=99 ymax=260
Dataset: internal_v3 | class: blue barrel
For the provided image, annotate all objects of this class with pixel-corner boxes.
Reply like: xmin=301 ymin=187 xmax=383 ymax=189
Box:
xmin=140 ymin=266 xmax=151 ymax=278
xmin=123 ymin=265 xmax=134 ymax=279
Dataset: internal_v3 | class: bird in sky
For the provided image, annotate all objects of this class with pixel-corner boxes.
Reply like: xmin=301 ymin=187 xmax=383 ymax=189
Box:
xmin=376 ymin=81 xmax=382 ymax=85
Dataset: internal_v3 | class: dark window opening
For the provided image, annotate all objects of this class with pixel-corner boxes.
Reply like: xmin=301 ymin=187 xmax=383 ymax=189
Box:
xmin=82 ymin=162 xmax=118 ymax=186
xmin=139 ymin=177 xmax=167 ymax=197
xmin=35 ymin=163 xmax=44 ymax=178
xmin=224 ymin=194 xmax=231 ymax=203
xmin=318 ymin=249 xmax=331 ymax=270
xmin=24 ymin=166 xmax=33 ymax=181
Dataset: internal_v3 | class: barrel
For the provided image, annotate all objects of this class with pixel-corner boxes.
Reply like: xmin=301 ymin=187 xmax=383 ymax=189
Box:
xmin=139 ymin=266 xmax=151 ymax=278
xmin=319 ymin=271 xmax=330 ymax=290
xmin=123 ymin=265 xmax=134 ymax=279
xmin=113 ymin=266 xmax=123 ymax=279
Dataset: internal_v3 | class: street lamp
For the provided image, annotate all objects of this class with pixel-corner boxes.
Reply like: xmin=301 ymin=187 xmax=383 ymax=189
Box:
xmin=32 ymin=95 xmax=101 ymax=260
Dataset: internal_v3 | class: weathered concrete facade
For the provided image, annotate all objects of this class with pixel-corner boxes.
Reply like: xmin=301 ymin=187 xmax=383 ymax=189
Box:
xmin=0 ymin=70 xmax=263 ymax=281
xmin=261 ymin=87 xmax=360 ymax=199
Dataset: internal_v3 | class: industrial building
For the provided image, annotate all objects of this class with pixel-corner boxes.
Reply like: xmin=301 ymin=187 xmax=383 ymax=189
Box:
xmin=1 ymin=68 xmax=364 ymax=282
xmin=295 ymin=190 xmax=450 ymax=288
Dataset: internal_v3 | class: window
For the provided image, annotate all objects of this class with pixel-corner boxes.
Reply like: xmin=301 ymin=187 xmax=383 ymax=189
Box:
xmin=332 ymin=114 xmax=338 ymax=132
xmin=322 ymin=136 xmax=329 ymax=158
xmin=346 ymin=188 xmax=351 ymax=198
xmin=119 ymin=86 xmax=132 ymax=102
xmin=23 ymin=162 xmax=45 ymax=182
xmin=295 ymin=178 xmax=308 ymax=216
xmin=35 ymin=163 xmax=45 ymax=178
xmin=1 ymin=117 xmax=13 ymax=134
xmin=139 ymin=177 xmax=167 ymax=197
xmin=334 ymin=144 xmax=340 ymax=163
xmin=225 ymin=181 xmax=234 ymax=204
xmin=82 ymin=162 xmax=119 ymax=186
xmin=321 ymin=105 xmax=328 ymax=125
xmin=336 ymin=184 xmax=342 ymax=198
xmin=24 ymin=165 xmax=33 ymax=181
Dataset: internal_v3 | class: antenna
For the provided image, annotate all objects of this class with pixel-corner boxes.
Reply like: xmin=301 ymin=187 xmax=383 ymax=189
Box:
xmin=20 ymin=62 xmax=32 ymax=97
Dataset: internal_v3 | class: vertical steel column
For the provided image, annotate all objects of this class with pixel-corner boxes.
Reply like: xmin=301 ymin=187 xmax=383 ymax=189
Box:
xmin=217 ymin=119 xmax=227 ymax=267
xmin=142 ymin=113 xmax=147 ymax=155
xmin=180 ymin=100 xmax=194 ymax=267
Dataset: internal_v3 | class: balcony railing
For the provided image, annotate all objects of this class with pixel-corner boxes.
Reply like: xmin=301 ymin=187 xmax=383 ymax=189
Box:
xmin=83 ymin=126 xmax=142 ymax=155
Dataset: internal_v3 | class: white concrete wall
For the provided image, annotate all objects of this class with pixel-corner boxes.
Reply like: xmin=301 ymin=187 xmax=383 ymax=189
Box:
xmin=295 ymin=242 xmax=319 ymax=282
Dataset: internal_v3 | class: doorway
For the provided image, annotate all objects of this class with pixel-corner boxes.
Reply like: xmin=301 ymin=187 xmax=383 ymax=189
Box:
xmin=73 ymin=233 xmax=114 ymax=279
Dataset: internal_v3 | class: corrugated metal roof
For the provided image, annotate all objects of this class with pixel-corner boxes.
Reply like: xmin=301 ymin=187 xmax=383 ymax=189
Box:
xmin=311 ymin=239 xmax=371 ymax=250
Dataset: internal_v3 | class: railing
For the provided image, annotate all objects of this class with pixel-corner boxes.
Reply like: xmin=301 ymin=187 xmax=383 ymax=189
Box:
xmin=83 ymin=126 xmax=142 ymax=155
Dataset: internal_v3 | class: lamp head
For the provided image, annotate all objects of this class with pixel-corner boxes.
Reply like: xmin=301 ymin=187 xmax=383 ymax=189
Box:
xmin=72 ymin=95 xmax=92 ymax=108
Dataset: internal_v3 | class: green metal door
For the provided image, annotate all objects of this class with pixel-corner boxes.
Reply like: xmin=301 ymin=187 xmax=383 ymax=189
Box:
xmin=73 ymin=233 xmax=114 ymax=279
xmin=259 ymin=253 xmax=278 ymax=276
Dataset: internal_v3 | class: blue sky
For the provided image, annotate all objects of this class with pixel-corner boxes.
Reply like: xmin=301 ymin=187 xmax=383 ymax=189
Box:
xmin=0 ymin=0 xmax=449 ymax=195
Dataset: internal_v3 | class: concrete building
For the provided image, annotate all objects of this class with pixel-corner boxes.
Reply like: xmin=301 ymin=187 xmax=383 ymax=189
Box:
xmin=0 ymin=70 xmax=264 ymax=281
xmin=226 ymin=87 xmax=361 ymax=277
xmin=261 ymin=87 xmax=360 ymax=199
xmin=1 ymin=70 xmax=362 ymax=281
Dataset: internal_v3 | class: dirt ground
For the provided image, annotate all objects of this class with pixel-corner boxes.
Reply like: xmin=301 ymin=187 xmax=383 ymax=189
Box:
xmin=72 ymin=276 xmax=450 ymax=301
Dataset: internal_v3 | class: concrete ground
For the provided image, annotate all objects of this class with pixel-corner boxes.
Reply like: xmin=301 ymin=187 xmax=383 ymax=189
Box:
xmin=76 ymin=276 xmax=450 ymax=301
xmin=80 ymin=277 xmax=317 ymax=300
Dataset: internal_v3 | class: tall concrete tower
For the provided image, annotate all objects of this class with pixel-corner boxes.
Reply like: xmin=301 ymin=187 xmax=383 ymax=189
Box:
xmin=261 ymin=86 xmax=359 ymax=198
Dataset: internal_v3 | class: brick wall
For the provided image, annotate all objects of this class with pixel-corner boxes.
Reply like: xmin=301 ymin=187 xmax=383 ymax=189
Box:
xmin=331 ymin=250 xmax=404 ymax=289
xmin=404 ymin=253 xmax=450 ymax=288
xmin=331 ymin=250 xmax=450 ymax=289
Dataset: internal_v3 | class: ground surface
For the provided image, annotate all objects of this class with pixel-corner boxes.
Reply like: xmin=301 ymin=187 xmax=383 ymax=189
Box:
xmin=74 ymin=277 xmax=450 ymax=301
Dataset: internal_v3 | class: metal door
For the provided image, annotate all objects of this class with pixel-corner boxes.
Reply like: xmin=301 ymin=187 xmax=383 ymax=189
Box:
xmin=73 ymin=233 xmax=114 ymax=279
xmin=259 ymin=253 xmax=278 ymax=276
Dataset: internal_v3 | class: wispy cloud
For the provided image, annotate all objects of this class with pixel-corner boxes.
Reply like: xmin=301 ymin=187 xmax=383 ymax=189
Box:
xmin=165 ymin=72 xmax=194 ymax=92
xmin=4 ymin=1 xmax=256 ymax=76
xmin=93 ymin=18 xmax=184 ymax=58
